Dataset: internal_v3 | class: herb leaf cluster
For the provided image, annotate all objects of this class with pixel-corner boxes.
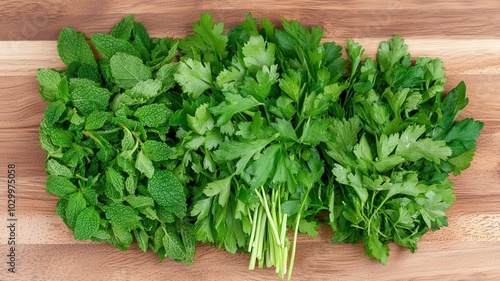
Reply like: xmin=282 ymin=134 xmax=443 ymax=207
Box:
xmin=38 ymin=15 xmax=195 ymax=264
xmin=37 ymin=13 xmax=483 ymax=279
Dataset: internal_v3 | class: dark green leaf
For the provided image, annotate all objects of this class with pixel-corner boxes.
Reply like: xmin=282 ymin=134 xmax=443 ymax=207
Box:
xmin=46 ymin=175 xmax=77 ymax=197
xmin=148 ymin=170 xmax=187 ymax=218
xmin=74 ymin=207 xmax=100 ymax=240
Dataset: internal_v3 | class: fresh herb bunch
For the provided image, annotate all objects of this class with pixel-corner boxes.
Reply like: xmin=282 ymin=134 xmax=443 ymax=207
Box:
xmin=37 ymin=15 xmax=196 ymax=264
xmin=172 ymin=12 xmax=483 ymax=277
xmin=326 ymin=37 xmax=484 ymax=264
xmin=172 ymin=13 xmax=347 ymax=278
xmin=37 ymin=13 xmax=484 ymax=280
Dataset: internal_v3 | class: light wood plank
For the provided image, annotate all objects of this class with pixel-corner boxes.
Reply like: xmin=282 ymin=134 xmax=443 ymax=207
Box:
xmin=0 ymin=241 xmax=499 ymax=280
xmin=1 ymin=1 xmax=500 ymax=40
xmin=2 ymin=39 xmax=500 ymax=77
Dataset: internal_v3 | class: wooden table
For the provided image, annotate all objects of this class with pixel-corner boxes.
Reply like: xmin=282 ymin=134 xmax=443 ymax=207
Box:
xmin=1 ymin=1 xmax=499 ymax=280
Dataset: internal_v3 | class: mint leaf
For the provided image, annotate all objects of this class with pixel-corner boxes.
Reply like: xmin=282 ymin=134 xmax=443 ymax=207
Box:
xmin=148 ymin=170 xmax=186 ymax=218
xmin=57 ymin=27 xmax=97 ymax=69
xmin=142 ymin=140 xmax=174 ymax=161
xmin=46 ymin=159 xmax=73 ymax=178
xmin=110 ymin=14 xmax=135 ymax=40
xmin=47 ymin=127 xmax=73 ymax=148
xmin=85 ymin=111 xmax=109 ymax=130
xmin=132 ymin=229 xmax=148 ymax=253
xmin=46 ymin=175 xmax=77 ymax=197
xmin=125 ymin=195 xmax=155 ymax=209
xmin=162 ymin=224 xmax=187 ymax=262
xmin=104 ymin=203 xmax=142 ymax=229
xmin=135 ymin=150 xmax=154 ymax=178
xmin=70 ymin=85 xmax=111 ymax=116
xmin=74 ymin=207 xmax=100 ymax=240
xmin=132 ymin=22 xmax=152 ymax=61
xmin=111 ymin=225 xmax=134 ymax=251
xmin=38 ymin=15 xmax=197 ymax=266
xmin=110 ymin=52 xmax=152 ymax=89
xmin=134 ymin=103 xmax=172 ymax=127
xmin=66 ymin=192 xmax=87 ymax=229
xmin=91 ymin=33 xmax=140 ymax=58
xmin=43 ymin=101 xmax=66 ymax=125
xmin=179 ymin=222 xmax=196 ymax=264
xmin=37 ymin=69 xmax=62 ymax=102
xmin=106 ymin=167 xmax=125 ymax=197
xmin=156 ymin=63 xmax=178 ymax=92
xmin=121 ymin=127 xmax=136 ymax=151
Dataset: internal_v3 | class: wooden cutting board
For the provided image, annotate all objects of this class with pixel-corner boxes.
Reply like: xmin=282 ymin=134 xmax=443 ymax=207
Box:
xmin=1 ymin=1 xmax=499 ymax=280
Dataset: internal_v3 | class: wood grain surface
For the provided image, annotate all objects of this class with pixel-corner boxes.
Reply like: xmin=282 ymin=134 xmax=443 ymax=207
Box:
xmin=1 ymin=1 xmax=499 ymax=280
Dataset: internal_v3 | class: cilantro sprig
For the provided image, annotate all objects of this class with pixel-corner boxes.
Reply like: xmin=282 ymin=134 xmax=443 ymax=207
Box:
xmin=37 ymin=13 xmax=483 ymax=279
xmin=173 ymin=14 xmax=350 ymax=278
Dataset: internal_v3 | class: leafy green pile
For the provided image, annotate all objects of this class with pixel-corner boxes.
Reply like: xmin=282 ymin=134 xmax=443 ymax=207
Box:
xmin=327 ymin=38 xmax=484 ymax=263
xmin=37 ymin=15 xmax=195 ymax=264
xmin=37 ymin=13 xmax=483 ymax=279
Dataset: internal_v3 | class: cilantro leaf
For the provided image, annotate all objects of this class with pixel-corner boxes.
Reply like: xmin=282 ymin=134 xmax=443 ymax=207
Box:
xmin=242 ymin=35 xmax=275 ymax=72
xmin=181 ymin=12 xmax=228 ymax=60
xmin=271 ymin=118 xmax=298 ymax=142
xmin=187 ymin=103 xmax=215 ymax=135
xmin=249 ymin=144 xmax=280 ymax=188
xmin=209 ymin=92 xmax=260 ymax=126
xmin=299 ymin=118 xmax=331 ymax=146
xmin=135 ymin=150 xmax=154 ymax=178
xmin=376 ymin=35 xmax=409 ymax=72
xmin=203 ymin=176 xmax=232 ymax=207
xmin=175 ymin=58 xmax=212 ymax=98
